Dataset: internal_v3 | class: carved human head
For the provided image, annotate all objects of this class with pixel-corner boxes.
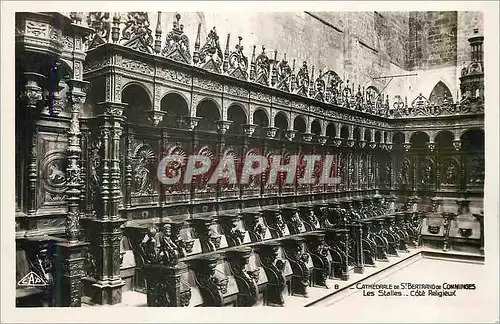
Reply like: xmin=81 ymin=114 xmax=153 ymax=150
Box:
xmin=162 ymin=223 xmax=172 ymax=236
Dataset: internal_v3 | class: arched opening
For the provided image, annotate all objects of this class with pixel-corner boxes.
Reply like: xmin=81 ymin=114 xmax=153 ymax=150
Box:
xmin=461 ymin=129 xmax=485 ymax=151
xmin=461 ymin=129 xmax=485 ymax=185
xmin=293 ymin=116 xmax=306 ymax=133
xmin=227 ymin=104 xmax=248 ymax=135
xmin=410 ymin=131 xmax=430 ymax=149
xmin=364 ymin=130 xmax=372 ymax=142
xmin=326 ymin=123 xmax=335 ymax=138
xmin=340 ymin=125 xmax=349 ymax=139
xmin=253 ymin=109 xmax=269 ymax=137
xmin=375 ymin=131 xmax=382 ymax=143
xmin=392 ymin=132 xmax=405 ymax=145
xmin=435 ymin=131 xmax=454 ymax=150
xmin=311 ymin=120 xmax=322 ymax=136
xmin=353 ymin=127 xmax=361 ymax=141
xmin=122 ymin=84 xmax=152 ymax=124
xmin=160 ymin=92 xmax=189 ymax=128
xmin=293 ymin=116 xmax=307 ymax=142
xmin=274 ymin=113 xmax=288 ymax=140
xmin=196 ymin=99 xmax=221 ymax=132
xmin=429 ymin=81 xmax=453 ymax=105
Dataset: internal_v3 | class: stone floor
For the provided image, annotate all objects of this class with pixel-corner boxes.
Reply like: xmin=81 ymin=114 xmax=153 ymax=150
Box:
xmin=87 ymin=246 xmax=486 ymax=311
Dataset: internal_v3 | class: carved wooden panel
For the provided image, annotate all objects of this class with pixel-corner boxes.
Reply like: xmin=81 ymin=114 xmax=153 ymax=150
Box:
xmin=37 ymin=132 xmax=68 ymax=212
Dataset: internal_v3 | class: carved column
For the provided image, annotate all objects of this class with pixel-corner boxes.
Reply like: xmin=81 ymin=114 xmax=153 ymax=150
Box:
xmin=65 ymin=79 xmax=88 ymax=243
xmin=52 ymin=79 xmax=90 ymax=307
xmin=88 ymin=101 xmax=127 ymax=305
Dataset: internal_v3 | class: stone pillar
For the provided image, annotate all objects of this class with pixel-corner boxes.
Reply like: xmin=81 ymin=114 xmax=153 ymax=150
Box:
xmin=88 ymin=101 xmax=127 ymax=305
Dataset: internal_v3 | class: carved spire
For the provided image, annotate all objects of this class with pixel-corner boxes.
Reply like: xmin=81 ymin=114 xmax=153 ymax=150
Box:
xmin=308 ymin=65 xmax=315 ymax=97
xmin=111 ymin=13 xmax=120 ymax=43
xmin=154 ymin=12 xmax=162 ymax=54
xmin=223 ymin=33 xmax=230 ymax=73
xmin=193 ymin=23 xmax=202 ymax=64
xmin=271 ymin=50 xmax=278 ymax=87
xmin=249 ymin=45 xmax=256 ymax=81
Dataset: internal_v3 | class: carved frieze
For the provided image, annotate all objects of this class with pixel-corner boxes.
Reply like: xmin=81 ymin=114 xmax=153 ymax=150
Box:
xmin=157 ymin=67 xmax=191 ymax=85
xmin=121 ymin=58 xmax=154 ymax=75
xmin=250 ymin=91 xmax=271 ymax=103
xmin=273 ymin=96 xmax=291 ymax=108
xmin=225 ymin=85 xmax=249 ymax=98
xmin=194 ymin=77 xmax=223 ymax=93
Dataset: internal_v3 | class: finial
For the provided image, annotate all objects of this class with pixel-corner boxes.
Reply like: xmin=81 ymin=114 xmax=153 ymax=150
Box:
xmin=195 ymin=23 xmax=201 ymax=46
xmin=261 ymin=45 xmax=266 ymax=54
xmin=156 ymin=12 xmax=162 ymax=34
xmin=236 ymin=36 xmax=243 ymax=51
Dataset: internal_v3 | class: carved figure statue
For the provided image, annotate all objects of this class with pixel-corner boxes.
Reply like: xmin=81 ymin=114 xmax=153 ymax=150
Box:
xmin=420 ymin=160 xmax=433 ymax=185
xmin=399 ymin=160 xmax=410 ymax=185
xmin=134 ymin=159 xmax=150 ymax=193
xmin=158 ymin=224 xmax=180 ymax=266
xmin=444 ymin=162 xmax=457 ymax=184
xmin=140 ymin=226 xmax=158 ymax=264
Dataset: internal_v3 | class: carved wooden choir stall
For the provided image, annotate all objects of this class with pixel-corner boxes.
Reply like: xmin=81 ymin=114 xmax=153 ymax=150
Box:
xmin=15 ymin=12 xmax=484 ymax=307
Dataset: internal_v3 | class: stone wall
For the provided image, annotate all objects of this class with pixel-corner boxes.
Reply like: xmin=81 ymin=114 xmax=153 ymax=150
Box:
xmin=408 ymin=11 xmax=458 ymax=70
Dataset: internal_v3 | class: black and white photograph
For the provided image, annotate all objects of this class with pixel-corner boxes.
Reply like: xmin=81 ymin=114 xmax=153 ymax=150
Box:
xmin=1 ymin=1 xmax=499 ymax=323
